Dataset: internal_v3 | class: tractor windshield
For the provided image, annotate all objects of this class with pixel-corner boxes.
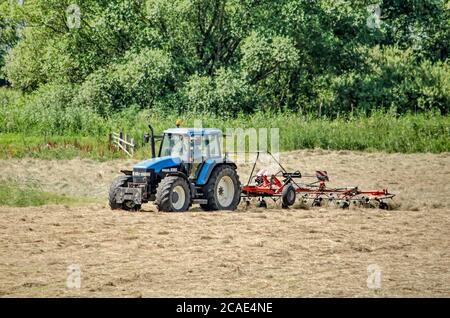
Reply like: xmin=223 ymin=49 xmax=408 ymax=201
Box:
xmin=159 ymin=134 xmax=189 ymax=161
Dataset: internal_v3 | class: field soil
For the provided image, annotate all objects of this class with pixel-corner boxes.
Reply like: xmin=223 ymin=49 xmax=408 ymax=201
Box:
xmin=0 ymin=150 xmax=449 ymax=297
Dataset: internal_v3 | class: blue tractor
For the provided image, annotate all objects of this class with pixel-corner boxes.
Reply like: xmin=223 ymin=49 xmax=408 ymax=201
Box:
xmin=109 ymin=125 xmax=241 ymax=212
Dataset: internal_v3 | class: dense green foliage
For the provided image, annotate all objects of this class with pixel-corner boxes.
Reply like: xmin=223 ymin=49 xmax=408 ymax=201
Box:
xmin=0 ymin=0 xmax=448 ymax=117
xmin=1 ymin=110 xmax=449 ymax=159
xmin=0 ymin=0 xmax=448 ymax=158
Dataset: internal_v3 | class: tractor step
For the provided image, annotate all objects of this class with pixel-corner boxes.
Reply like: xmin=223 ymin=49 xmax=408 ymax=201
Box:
xmin=193 ymin=199 xmax=208 ymax=205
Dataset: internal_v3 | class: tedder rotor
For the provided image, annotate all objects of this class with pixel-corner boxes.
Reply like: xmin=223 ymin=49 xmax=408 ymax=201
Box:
xmin=241 ymin=152 xmax=395 ymax=210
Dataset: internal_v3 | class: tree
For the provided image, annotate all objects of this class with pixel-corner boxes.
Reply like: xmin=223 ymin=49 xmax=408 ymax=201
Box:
xmin=380 ymin=0 xmax=449 ymax=61
xmin=1 ymin=0 xmax=448 ymax=115
xmin=0 ymin=1 xmax=19 ymax=85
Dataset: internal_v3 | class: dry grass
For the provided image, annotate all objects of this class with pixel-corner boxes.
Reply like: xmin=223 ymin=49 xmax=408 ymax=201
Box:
xmin=0 ymin=150 xmax=449 ymax=297
xmin=0 ymin=205 xmax=448 ymax=297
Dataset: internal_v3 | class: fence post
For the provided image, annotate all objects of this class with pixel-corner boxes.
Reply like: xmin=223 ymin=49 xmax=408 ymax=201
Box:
xmin=111 ymin=130 xmax=134 ymax=157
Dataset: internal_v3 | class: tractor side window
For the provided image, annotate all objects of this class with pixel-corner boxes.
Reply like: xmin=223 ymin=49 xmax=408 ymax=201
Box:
xmin=160 ymin=134 xmax=172 ymax=157
xmin=192 ymin=135 xmax=203 ymax=163
xmin=193 ymin=135 xmax=220 ymax=160
xmin=174 ymin=136 xmax=189 ymax=162
xmin=207 ymin=135 xmax=221 ymax=158
xmin=160 ymin=134 xmax=188 ymax=161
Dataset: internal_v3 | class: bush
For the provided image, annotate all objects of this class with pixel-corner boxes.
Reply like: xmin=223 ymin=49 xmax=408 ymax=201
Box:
xmin=0 ymin=84 xmax=109 ymax=135
xmin=332 ymin=46 xmax=450 ymax=114
xmin=184 ymin=68 xmax=254 ymax=115
xmin=1 ymin=108 xmax=449 ymax=160
xmin=74 ymin=48 xmax=173 ymax=114
xmin=4 ymin=28 xmax=54 ymax=91
xmin=414 ymin=60 xmax=450 ymax=112
xmin=0 ymin=87 xmax=21 ymax=108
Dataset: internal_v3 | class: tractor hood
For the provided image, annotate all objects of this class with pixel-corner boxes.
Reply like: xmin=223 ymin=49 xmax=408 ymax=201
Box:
xmin=133 ymin=156 xmax=182 ymax=173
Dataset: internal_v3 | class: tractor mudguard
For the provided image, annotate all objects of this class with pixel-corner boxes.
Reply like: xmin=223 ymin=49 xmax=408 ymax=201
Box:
xmin=120 ymin=170 xmax=133 ymax=176
xmin=196 ymin=159 xmax=237 ymax=186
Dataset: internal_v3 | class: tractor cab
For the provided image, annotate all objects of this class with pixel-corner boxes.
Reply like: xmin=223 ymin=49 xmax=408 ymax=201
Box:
xmin=138 ymin=128 xmax=224 ymax=179
xmin=164 ymin=128 xmax=221 ymax=180
xmin=159 ymin=128 xmax=222 ymax=167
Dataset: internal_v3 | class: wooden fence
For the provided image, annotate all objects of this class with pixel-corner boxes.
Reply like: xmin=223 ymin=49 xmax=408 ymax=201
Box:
xmin=109 ymin=131 xmax=135 ymax=157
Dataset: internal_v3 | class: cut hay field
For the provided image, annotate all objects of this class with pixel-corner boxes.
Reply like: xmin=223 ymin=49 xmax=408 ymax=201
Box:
xmin=0 ymin=150 xmax=449 ymax=297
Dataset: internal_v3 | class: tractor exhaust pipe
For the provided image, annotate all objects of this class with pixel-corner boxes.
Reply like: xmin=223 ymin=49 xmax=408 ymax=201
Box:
xmin=144 ymin=125 xmax=156 ymax=158
xmin=149 ymin=125 xmax=156 ymax=158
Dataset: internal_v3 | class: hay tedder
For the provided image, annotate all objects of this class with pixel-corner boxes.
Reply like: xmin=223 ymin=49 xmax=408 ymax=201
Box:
xmin=241 ymin=152 xmax=395 ymax=210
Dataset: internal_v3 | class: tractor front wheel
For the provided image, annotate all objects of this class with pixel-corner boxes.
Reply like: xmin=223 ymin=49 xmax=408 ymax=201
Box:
xmin=201 ymin=165 xmax=241 ymax=211
xmin=155 ymin=176 xmax=191 ymax=212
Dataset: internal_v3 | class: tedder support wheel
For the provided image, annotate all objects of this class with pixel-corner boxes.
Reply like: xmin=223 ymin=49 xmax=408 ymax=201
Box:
xmin=256 ymin=199 xmax=267 ymax=208
xmin=155 ymin=176 xmax=191 ymax=212
xmin=109 ymin=175 xmax=141 ymax=211
xmin=281 ymin=184 xmax=296 ymax=209
xmin=200 ymin=165 xmax=241 ymax=211
xmin=379 ymin=201 xmax=389 ymax=210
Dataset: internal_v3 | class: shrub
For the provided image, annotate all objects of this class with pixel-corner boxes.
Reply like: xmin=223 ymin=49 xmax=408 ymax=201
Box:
xmin=184 ymin=68 xmax=255 ymax=115
xmin=0 ymin=84 xmax=109 ymax=135
xmin=74 ymin=48 xmax=173 ymax=114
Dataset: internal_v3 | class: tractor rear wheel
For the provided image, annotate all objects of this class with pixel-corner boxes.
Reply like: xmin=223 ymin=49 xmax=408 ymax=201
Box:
xmin=109 ymin=175 xmax=141 ymax=211
xmin=201 ymin=165 xmax=241 ymax=211
xmin=155 ymin=176 xmax=191 ymax=212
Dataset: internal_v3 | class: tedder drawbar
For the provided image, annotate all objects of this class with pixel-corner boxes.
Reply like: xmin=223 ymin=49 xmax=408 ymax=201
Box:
xmin=109 ymin=124 xmax=395 ymax=212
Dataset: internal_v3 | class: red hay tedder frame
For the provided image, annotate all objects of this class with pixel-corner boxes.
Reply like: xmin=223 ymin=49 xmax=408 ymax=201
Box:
xmin=240 ymin=152 xmax=395 ymax=209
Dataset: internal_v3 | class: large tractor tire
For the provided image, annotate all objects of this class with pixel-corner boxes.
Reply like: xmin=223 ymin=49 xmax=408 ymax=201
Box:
xmin=109 ymin=175 xmax=141 ymax=211
xmin=155 ymin=176 xmax=191 ymax=212
xmin=200 ymin=165 xmax=241 ymax=211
